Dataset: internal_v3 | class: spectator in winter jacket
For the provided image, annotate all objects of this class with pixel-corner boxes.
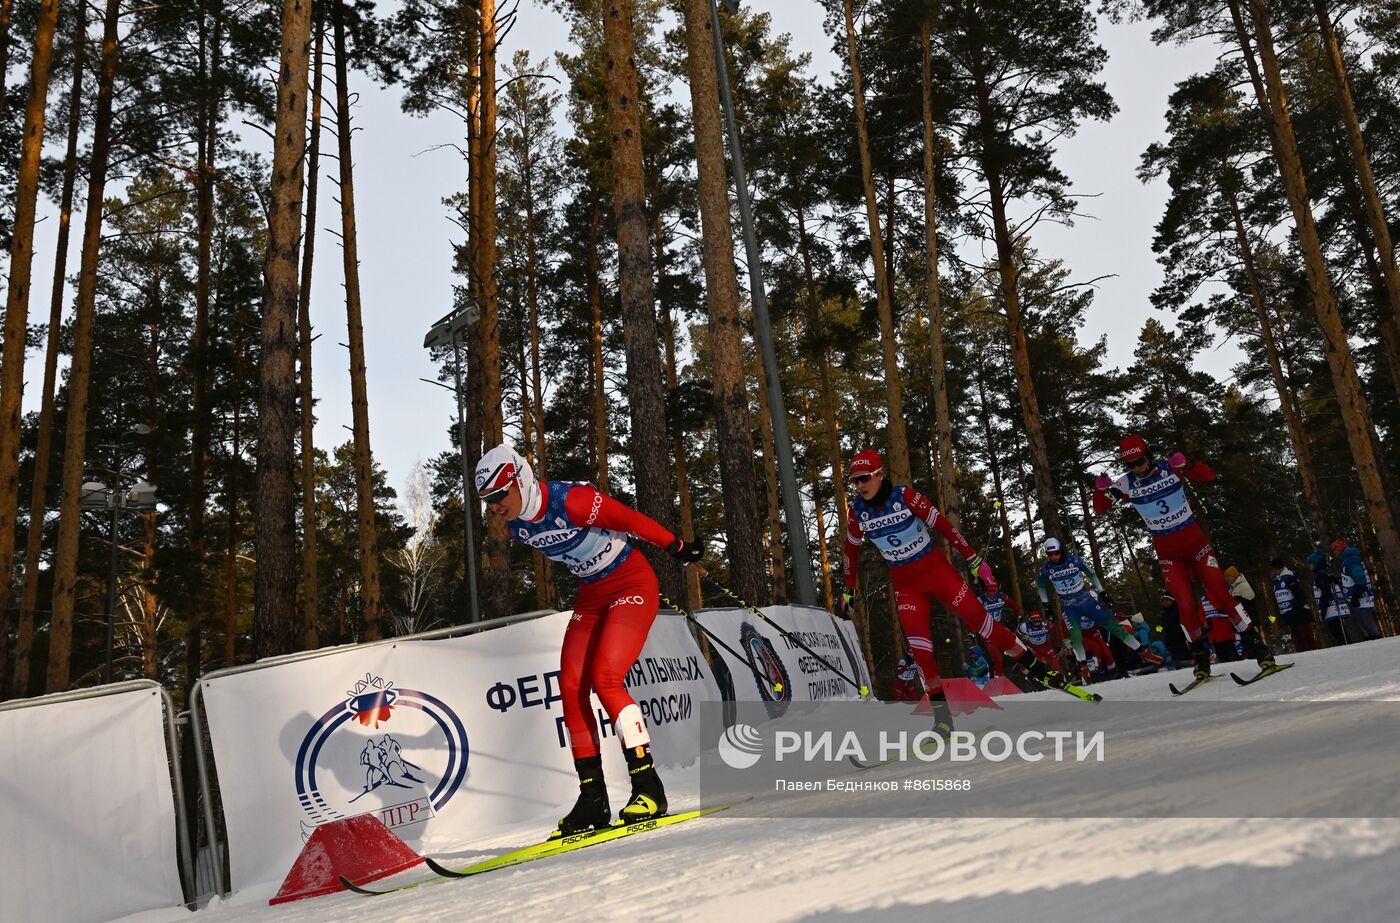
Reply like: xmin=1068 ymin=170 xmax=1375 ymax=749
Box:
xmin=966 ymin=645 xmax=992 ymax=686
xmin=1224 ymin=566 xmax=1260 ymax=625
xmin=1270 ymin=557 xmax=1316 ymax=652
xmin=1308 ymin=548 xmax=1352 ymax=646
xmin=1159 ymin=592 xmax=1191 ymax=665
xmin=1130 ymin=613 xmax=1152 ymax=648
xmin=1332 ymin=540 xmax=1383 ymax=641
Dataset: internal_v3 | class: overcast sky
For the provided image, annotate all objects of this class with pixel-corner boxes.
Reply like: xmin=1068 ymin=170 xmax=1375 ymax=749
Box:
xmin=20 ymin=1 xmax=1231 ymax=501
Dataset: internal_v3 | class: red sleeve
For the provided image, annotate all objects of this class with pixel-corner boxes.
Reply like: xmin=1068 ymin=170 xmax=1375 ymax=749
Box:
xmin=1182 ymin=459 xmax=1215 ymax=482
xmin=563 ymin=485 xmax=677 ymax=549
xmin=905 ymin=488 xmax=976 ymax=559
xmin=1092 ymin=489 xmax=1116 ymax=515
xmin=842 ymin=516 xmax=864 ymax=588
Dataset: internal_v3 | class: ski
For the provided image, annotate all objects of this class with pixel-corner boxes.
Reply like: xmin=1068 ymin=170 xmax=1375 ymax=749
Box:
xmin=1023 ymin=672 xmax=1102 ymax=703
xmin=1169 ymin=674 xmax=1214 ymax=696
xmin=339 ymin=798 xmax=751 ymax=896
xmin=1229 ymin=661 xmax=1294 ymax=686
xmin=849 ymin=725 xmax=996 ymax=770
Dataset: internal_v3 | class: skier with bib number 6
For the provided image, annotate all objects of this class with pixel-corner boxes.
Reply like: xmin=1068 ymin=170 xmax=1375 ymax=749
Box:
xmin=474 ymin=444 xmax=704 ymax=837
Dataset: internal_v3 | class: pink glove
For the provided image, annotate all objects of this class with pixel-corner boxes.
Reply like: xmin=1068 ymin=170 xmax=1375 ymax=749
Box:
xmin=970 ymin=555 xmax=996 ymax=591
xmin=1167 ymin=451 xmax=1187 ymax=470
xmin=1094 ymin=474 xmax=1112 ymax=491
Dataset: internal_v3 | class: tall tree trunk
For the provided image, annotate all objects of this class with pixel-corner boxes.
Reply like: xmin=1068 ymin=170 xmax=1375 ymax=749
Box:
xmin=255 ymin=0 xmax=314 ymax=660
xmin=795 ymin=202 xmax=847 ymax=540
xmin=12 ymin=6 xmax=85 ymax=698
xmin=1225 ymin=185 xmax=1328 ymax=540
xmin=522 ymin=96 xmax=552 ymax=607
xmin=332 ymin=2 xmax=384 ymax=639
xmin=840 ymin=0 xmax=910 ymax=483
xmin=1232 ymin=0 xmax=1400 ymax=591
xmin=800 ymin=391 xmax=835 ymax=610
xmin=0 ymin=0 xmax=61 ymax=659
xmin=46 ymin=0 xmax=122 ymax=692
xmin=679 ymin=0 xmax=766 ymax=605
xmin=659 ymin=280 xmax=701 ymax=610
xmin=298 ymin=12 xmax=325 ymax=649
xmin=600 ymin=0 xmax=680 ymax=598
xmin=187 ymin=0 xmax=223 ymax=694
xmin=754 ymin=348 xmax=787 ymax=604
xmin=1314 ymin=0 xmax=1400 ymax=341
xmin=921 ymin=21 xmax=959 ymax=523
xmin=970 ymin=57 xmax=1062 ymax=540
xmin=476 ymin=0 xmax=511 ymax=618
xmin=0 ymin=0 xmax=15 ymax=111
xmin=587 ymin=202 xmax=610 ymax=490
xmin=974 ymin=349 xmax=1022 ymax=609
xmin=225 ymin=334 xmax=246 ymax=665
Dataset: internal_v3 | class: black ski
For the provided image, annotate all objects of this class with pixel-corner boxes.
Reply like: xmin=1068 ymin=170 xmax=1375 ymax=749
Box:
xmin=1169 ymin=674 xmax=1214 ymax=696
xmin=1229 ymin=662 xmax=1294 ymax=686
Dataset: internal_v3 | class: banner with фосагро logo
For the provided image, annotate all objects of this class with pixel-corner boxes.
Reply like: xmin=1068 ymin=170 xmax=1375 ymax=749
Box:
xmin=694 ymin=606 xmax=869 ymax=716
xmin=202 ymin=611 xmax=718 ymax=892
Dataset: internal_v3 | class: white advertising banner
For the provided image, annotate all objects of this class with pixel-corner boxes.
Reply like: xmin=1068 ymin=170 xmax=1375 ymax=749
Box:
xmin=0 ymin=684 xmax=184 ymax=923
xmin=694 ymin=605 xmax=870 ymax=710
xmin=202 ymin=611 xmax=718 ymax=892
xmin=834 ymin=616 xmax=874 ymax=695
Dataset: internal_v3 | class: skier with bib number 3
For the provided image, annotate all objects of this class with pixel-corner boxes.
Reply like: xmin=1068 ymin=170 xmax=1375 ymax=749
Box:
xmin=839 ymin=450 xmax=1083 ymax=731
xmin=1092 ymin=435 xmax=1277 ymax=684
xmin=474 ymin=444 xmax=704 ymax=837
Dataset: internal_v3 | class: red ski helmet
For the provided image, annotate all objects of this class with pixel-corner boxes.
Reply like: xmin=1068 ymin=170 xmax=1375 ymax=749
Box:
xmin=848 ymin=450 xmax=884 ymax=481
xmin=1118 ymin=434 xmax=1149 ymax=465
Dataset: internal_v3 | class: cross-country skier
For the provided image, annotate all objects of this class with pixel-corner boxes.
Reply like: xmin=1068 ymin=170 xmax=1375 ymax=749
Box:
xmin=1333 ymin=540 xmax=1383 ymax=641
xmin=1017 ymin=609 xmax=1058 ymax=664
xmin=1092 ymin=434 xmax=1275 ymax=681
xmin=1308 ymin=547 xmax=1352 ymax=645
xmin=474 ymin=444 xmax=704 ymax=835
xmin=1201 ymin=594 xmax=1240 ymax=662
xmin=1036 ymin=537 xmax=1164 ymax=681
xmin=839 ymin=450 xmax=1077 ymax=729
xmin=1270 ymin=557 xmax=1316 ymax=652
xmin=975 ymin=580 xmax=1020 ymax=676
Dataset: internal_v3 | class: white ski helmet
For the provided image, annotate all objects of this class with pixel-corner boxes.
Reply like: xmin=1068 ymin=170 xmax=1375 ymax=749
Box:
xmin=473 ymin=444 xmax=543 ymax=519
xmin=1043 ymin=537 xmax=1064 ymax=558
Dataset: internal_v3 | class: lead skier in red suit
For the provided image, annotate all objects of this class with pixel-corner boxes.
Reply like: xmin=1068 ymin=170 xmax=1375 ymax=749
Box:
xmin=474 ymin=444 xmax=703 ymax=835
xmin=840 ymin=450 xmax=1073 ymax=733
xmin=1092 ymin=434 xmax=1275 ymax=681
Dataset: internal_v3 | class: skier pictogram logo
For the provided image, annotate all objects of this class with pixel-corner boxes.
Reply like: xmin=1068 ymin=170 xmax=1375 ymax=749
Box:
xmin=294 ymin=674 xmax=469 ymax=840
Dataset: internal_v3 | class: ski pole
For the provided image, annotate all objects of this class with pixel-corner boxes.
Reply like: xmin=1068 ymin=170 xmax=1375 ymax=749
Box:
xmin=693 ymin=566 xmax=870 ymax=696
xmin=659 ymin=591 xmax=784 ymax=695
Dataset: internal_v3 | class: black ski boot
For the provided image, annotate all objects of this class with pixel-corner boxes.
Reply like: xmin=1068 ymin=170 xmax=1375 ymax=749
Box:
xmin=930 ymin=692 xmax=955 ymax=740
xmin=556 ymin=755 xmax=611 ymax=837
xmin=1240 ymin=624 xmax=1276 ymax=669
xmin=1014 ymin=649 xmax=1069 ymax=690
xmin=619 ymin=744 xmax=668 ymax=824
xmin=1190 ymin=638 xmax=1213 ymax=682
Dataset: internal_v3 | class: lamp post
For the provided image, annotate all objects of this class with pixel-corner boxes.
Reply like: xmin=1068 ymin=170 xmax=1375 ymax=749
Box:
xmin=425 ymin=303 xmax=483 ymax=623
xmin=80 ymin=425 xmax=158 ymax=684
xmin=707 ymin=0 xmax=817 ymax=605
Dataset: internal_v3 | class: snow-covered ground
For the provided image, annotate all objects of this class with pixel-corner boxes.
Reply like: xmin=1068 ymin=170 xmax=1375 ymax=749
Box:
xmin=129 ymin=637 xmax=1400 ymax=923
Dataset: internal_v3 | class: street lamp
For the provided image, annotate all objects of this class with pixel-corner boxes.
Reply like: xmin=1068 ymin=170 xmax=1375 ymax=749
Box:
xmin=707 ymin=0 xmax=817 ymax=605
xmin=424 ymin=302 xmax=483 ymax=623
xmin=81 ymin=424 xmax=158 ymax=684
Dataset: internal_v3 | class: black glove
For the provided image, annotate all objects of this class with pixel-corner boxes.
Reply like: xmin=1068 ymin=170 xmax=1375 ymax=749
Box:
xmin=667 ymin=537 xmax=704 ymax=565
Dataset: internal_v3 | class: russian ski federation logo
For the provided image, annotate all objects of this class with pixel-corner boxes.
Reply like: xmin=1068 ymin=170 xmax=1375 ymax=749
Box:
xmin=294 ymin=674 xmax=469 ymax=839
